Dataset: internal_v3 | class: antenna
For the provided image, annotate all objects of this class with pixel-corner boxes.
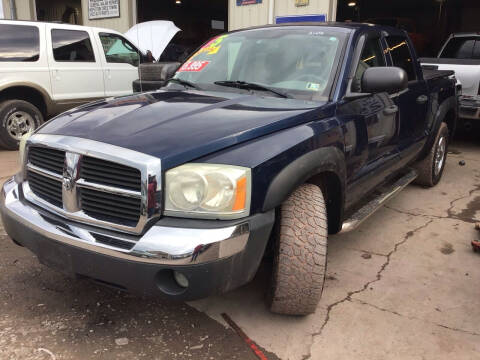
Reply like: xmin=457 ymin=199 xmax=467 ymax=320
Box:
xmin=136 ymin=21 xmax=143 ymax=93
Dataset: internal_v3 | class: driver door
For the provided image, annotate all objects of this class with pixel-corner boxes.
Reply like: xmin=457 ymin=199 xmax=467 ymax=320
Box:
xmin=97 ymin=32 xmax=141 ymax=97
xmin=341 ymin=33 xmax=401 ymax=208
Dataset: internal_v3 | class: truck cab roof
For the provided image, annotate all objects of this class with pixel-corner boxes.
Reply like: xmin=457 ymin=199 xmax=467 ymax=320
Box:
xmin=235 ymin=21 xmax=408 ymax=37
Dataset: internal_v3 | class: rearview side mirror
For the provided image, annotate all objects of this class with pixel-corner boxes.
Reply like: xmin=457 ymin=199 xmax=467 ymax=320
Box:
xmin=361 ymin=67 xmax=408 ymax=94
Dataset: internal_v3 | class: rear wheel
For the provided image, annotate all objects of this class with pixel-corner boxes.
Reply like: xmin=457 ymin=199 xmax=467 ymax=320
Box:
xmin=414 ymin=122 xmax=449 ymax=187
xmin=0 ymin=100 xmax=43 ymax=150
xmin=268 ymin=183 xmax=328 ymax=315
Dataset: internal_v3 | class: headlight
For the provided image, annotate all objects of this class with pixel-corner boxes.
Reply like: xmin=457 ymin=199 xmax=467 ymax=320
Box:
xmin=15 ymin=131 xmax=33 ymax=182
xmin=165 ymin=164 xmax=251 ymax=219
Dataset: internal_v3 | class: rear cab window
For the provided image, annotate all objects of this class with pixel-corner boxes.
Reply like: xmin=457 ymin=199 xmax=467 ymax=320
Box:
xmin=51 ymin=29 xmax=95 ymax=62
xmin=0 ymin=24 xmax=40 ymax=62
xmin=385 ymin=36 xmax=417 ymax=81
xmin=440 ymin=37 xmax=480 ymax=59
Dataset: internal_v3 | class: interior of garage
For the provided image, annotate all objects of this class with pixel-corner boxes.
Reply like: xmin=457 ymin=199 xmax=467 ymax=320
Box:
xmin=336 ymin=0 xmax=480 ymax=56
xmin=137 ymin=0 xmax=228 ymax=61
xmin=36 ymin=0 xmax=82 ymax=24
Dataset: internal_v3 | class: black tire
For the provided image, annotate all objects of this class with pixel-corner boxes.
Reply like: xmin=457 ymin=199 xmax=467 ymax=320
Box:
xmin=413 ymin=122 xmax=449 ymax=187
xmin=138 ymin=62 xmax=180 ymax=81
xmin=132 ymin=79 xmax=166 ymax=92
xmin=0 ymin=100 xmax=43 ymax=150
xmin=268 ymin=183 xmax=328 ymax=315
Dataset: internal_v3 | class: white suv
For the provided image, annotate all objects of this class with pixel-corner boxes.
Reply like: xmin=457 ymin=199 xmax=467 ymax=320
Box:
xmin=0 ymin=20 xmax=144 ymax=149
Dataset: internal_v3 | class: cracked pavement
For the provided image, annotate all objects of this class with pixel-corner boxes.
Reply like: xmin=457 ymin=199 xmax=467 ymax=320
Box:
xmin=191 ymin=137 xmax=480 ymax=359
xmin=1 ymin=136 xmax=480 ymax=359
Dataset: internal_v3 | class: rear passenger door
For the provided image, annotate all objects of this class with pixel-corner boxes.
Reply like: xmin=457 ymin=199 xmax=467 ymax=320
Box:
xmin=46 ymin=25 xmax=105 ymax=102
xmin=384 ymin=35 xmax=428 ymax=155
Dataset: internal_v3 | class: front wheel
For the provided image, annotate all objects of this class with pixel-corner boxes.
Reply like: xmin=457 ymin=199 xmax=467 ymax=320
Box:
xmin=268 ymin=183 xmax=328 ymax=315
xmin=413 ymin=122 xmax=449 ymax=187
xmin=0 ymin=100 xmax=43 ymax=150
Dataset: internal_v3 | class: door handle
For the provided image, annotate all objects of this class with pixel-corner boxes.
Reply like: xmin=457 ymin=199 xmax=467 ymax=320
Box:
xmin=52 ymin=69 xmax=60 ymax=80
xmin=416 ymin=95 xmax=428 ymax=104
xmin=383 ymin=105 xmax=398 ymax=115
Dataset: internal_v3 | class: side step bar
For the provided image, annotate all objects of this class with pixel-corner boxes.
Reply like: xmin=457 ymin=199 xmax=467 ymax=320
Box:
xmin=340 ymin=169 xmax=418 ymax=233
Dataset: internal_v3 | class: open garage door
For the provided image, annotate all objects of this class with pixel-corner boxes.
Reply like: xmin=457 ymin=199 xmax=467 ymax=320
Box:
xmin=137 ymin=0 xmax=227 ymax=62
xmin=337 ymin=0 xmax=480 ymax=56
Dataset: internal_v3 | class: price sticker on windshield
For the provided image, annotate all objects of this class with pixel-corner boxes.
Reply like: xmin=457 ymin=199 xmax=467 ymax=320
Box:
xmin=178 ymin=61 xmax=210 ymax=72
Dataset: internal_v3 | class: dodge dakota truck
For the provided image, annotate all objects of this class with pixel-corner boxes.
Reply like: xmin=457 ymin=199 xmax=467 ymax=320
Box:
xmin=0 ymin=23 xmax=457 ymax=315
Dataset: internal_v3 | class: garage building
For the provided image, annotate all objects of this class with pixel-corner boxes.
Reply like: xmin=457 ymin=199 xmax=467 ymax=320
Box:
xmin=1 ymin=0 xmax=479 ymax=55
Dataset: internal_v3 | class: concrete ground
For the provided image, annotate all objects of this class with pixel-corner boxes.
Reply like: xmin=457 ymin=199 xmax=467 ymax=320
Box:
xmin=1 ymin=136 xmax=479 ymax=360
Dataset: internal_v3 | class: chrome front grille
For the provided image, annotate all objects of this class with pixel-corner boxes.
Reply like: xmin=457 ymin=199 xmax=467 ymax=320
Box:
xmin=27 ymin=170 xmax=63 ymax=207
xmin=22 ymin=135 xmax=162 ymax=235
xmin=28 ymin=147 xmax=65 ymax=174
xmin=80 ymin=187 xmax=141 ymax=225
xmin=81 ymin=156 xmax=141 ymax=192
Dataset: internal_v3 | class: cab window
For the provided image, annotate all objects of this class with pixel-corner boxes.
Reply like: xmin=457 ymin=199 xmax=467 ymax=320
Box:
xmin=385 ymin=36 xmax=416 ymax=80
xmin=0 ymin=24 xmax=39 ymax=62
xmin=51 ymin=29 xmax=95 ymax=62
xmin=440 ymin=37 xmax=480 ymax=59
xmin=99 ymin=33 xmax=140 ymax=67
xmin=352 ymin=36 xmax=386 ymax=92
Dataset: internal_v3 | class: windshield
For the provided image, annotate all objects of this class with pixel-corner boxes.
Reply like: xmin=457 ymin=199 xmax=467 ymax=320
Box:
xmin=172 ymin=27 xmax=347 ymax=101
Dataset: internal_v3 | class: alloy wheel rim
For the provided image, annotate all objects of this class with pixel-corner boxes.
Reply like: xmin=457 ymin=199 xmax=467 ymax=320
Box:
xmin=6 ymin=111 xmax=34 ymax=140
xmin=434 ymin=135 xmax=446 ymax=177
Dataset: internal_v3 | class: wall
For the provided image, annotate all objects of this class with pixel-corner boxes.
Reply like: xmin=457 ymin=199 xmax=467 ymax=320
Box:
xmin=2 ymin=0 xmax=36 ymax=20
xmin=80 ymin=0 xmax=135 ymax=32
xmin=228 ymin=0 xmax=336 ymax=31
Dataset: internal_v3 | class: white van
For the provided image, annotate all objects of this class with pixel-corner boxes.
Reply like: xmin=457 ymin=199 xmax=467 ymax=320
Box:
xmin=0 ymin=20 xmax=144 ymax=149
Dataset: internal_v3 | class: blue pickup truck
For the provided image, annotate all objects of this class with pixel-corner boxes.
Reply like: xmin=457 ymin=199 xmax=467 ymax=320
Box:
xmin=1 ymin=23 xmax=457 ymax=315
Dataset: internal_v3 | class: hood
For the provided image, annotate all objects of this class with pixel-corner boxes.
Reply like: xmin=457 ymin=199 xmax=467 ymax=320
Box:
xmin=39 ymin=90 xmax=328 ymax=169
xmin=125 ymin=21 xmax=181 ymax=61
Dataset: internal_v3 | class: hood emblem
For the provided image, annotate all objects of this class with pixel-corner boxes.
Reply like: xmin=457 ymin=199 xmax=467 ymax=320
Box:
xmin=63 ymin=175 xmax=75 ymax=191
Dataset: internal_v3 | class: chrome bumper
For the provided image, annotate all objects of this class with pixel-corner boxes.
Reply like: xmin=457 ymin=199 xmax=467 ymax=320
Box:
xmin=1 ymin=178 xmax=249 ymax=265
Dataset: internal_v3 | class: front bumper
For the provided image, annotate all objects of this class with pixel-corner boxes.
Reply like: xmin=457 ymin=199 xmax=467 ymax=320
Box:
xmin=459 ymin=96 xmax=480 ymax=120
xmin=1 ymin=178 xmax=274 ymax=300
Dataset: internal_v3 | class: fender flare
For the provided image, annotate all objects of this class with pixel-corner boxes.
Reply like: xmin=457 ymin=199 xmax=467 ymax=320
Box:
xmin=262 ymin=146 xmax=346 ymax=212
xmin=420 ymin=95 xmax=457 ymax=161
xmin=0 ymin=81 xmax=54 ymax=115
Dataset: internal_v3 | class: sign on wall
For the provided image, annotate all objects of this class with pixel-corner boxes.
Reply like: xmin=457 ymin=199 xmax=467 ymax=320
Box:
xmin=236 ymin=0 xmax=262 ymax=6
xmin=88 ymin=0 xmax=120 ymax=20
xmin=276 ymin=14 xmax=327 ymax=23
xmin=295 ymin=0 xmax=310 ymax=6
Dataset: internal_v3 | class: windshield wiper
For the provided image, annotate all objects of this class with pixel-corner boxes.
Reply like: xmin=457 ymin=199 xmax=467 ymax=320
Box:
xmin=167 ymin=78 xmax=200 ymax=89
xmin=214 ymin=80 xmax=290 ymax=98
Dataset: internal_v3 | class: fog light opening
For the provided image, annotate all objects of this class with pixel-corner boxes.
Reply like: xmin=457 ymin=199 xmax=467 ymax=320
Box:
xmin=174 ymin=271 xmax=189 ymax=288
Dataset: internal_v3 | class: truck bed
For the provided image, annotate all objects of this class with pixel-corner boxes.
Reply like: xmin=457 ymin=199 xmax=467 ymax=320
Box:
xmin=420 ymin=57 xmax=480 ymax=66
xmin=422 ymin=68 xmax=455 ymax=81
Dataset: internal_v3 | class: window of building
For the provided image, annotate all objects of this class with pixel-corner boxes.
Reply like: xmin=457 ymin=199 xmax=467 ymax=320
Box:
xmin=385 ymin=36 xmax=416 ymax=80
xmin=0 ymin=24 xmax=40 ymax=62
xmin=99 ymin=33 xmax=140 ymax=66
xmin=51 ymin=29 xmax=95 ymax=62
